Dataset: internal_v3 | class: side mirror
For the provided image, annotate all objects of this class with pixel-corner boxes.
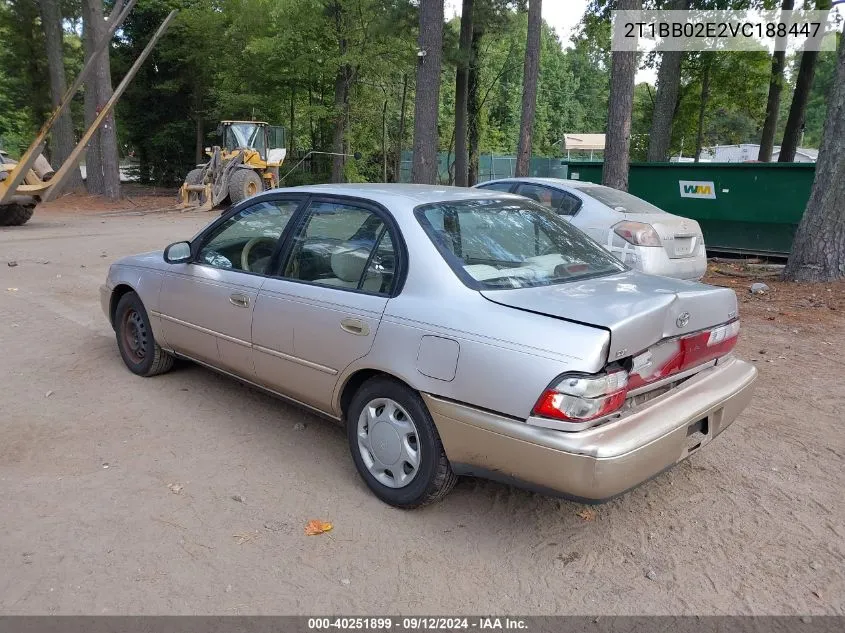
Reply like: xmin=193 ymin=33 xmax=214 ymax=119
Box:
xmin=164 ymin=241 xmax=192 ymax=264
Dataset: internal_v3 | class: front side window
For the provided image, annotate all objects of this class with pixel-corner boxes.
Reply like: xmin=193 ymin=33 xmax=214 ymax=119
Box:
xmin=416 ymin=198 xmax=626 ymax=290
xmin=515 ymin=183 xmax=582 ymax=216
xmin=197 ymin=199 xmax=298 ymax=274
xmin=281 ymin=201 xmax=395 ymax=294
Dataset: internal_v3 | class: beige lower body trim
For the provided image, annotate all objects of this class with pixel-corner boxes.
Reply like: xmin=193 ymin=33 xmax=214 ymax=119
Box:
xmin=424 ymin=357 xmax=757 ymax=501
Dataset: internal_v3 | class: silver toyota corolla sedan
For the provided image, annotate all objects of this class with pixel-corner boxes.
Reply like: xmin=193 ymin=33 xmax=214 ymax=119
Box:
xmin=101 ymin=184 xmax=757 ymax=508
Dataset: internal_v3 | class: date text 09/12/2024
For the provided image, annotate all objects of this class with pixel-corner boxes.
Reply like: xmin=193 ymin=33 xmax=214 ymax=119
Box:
xmin=307 ymin=617 xmax=528 ymax=630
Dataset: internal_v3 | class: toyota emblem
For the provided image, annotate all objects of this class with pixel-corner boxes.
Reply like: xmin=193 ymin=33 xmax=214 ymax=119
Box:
xmin=676 ymin=312 xmax=691 ymax=328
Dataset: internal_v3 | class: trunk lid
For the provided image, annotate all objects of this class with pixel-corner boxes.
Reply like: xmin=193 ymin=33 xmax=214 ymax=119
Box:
xmin=480 ymin=270 xmax=737 ymax=361
xmin=624 ymin=212 xmax=704 ymax=260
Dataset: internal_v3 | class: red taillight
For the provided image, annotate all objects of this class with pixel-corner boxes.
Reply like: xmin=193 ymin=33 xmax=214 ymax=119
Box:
xmin=628 ymin=320 xmax=740 ymax=390
xmin=532 ymin=370 xmax=628 ymax=423
xmin=532 ymin=321 xmax=740 ymax=427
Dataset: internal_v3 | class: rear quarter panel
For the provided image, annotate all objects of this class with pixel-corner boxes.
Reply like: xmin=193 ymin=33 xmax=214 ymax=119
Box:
xmin=335 ymin=292 xmax=611 ymax=420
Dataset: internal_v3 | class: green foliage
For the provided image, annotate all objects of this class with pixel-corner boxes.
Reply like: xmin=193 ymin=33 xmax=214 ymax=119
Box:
xmin=1 ymin=0 xmax=829 ymax=183
xmin=799 ymin=37 xmax=840 ymax=148
xmin=0 ymin=0 xmax=47 ymax=155
xmin=667 ymin=51 xmax=771 ymax=157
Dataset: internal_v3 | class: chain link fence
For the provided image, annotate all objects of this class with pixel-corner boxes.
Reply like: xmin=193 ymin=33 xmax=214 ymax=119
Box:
xmin=398 ymin=151 xmax=572 ymax=184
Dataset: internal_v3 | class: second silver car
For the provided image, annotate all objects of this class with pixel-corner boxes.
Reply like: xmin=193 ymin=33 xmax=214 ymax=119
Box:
xmin=476 ymin=177 xmax=707 ymax=280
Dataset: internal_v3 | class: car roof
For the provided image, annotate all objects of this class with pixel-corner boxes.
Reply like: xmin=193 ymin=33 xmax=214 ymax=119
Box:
xmin=268 ymin=183 xmax=522 ymax=208
xmin=479 ymin=177 xmax=604 ymax=189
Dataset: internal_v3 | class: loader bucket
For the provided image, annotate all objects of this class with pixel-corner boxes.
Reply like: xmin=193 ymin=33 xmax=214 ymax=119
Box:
xmin=179 ymin=181 xmax=214 ymax=212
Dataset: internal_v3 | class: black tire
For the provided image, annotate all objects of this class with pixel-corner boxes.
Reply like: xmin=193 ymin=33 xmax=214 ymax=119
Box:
xmin=0 ymin=203 xmax=35 ymax=226
xmin=228 ymin=169 xmax=263 ymax=204
xmin=347 ymin=377 xmax=457 ymax=508
xmin=114 ymin=291 xmax=174 ymax=377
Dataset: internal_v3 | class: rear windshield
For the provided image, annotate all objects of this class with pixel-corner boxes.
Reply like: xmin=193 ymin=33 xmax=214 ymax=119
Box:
xmin=569 ymin=184 xmax=665 ymax=214
xmin=415 ymin=198 xmax=626 ymax=290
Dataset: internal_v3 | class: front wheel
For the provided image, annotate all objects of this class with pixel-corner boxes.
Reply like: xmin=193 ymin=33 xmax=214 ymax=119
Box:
xmin=347 ymin=377 xmax=457 ymax=508
xmin=228 ymin=169 xmax=263 ymax=204
xmin=0 ymin=203 xmax=35 ymax=226
xmin=114 ymin=291 xmax=174 ymax=377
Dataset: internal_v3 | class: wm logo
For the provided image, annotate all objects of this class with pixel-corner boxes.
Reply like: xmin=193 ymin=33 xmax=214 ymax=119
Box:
xmin=679 ymin=180 xmax=716 ymax=199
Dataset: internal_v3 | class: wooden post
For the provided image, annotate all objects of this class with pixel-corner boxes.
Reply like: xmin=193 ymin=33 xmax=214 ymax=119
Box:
xmin=42 ymin=10 xmax=178 ymax=201
xmin=0 ymin=0 xmax=137 ymax=205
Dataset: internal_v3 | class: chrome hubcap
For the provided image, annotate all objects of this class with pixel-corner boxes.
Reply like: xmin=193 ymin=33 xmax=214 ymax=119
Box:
xmin=357 ymin=398 xmax=420 ymax=489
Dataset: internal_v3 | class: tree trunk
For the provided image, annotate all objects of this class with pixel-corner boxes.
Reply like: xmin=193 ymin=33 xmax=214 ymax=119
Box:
xmin=411 ymin=0 xmax=445 ymax=184
xmin=194 ymin=115 xmax=204 ymax=166
xmin=82 ymin=2 xmax=102 ymax=195
xmin=193 ymin=85 xmax=204 ymax=165
xmin=82 ymin=0 xmax=121 ymax=199
xmin=382 ymin=99 xmax=388 ymax=182
xmin=603 ymin=0 xmax=641 ymax=191
xmin=758 ymin=0 xmax=795 ymax=162
xmin=331 ymin=65 xmax=350 ymax=182
xmin=780 ymin=0 xmax=831 ymax=162
xmin=308 ymin=85 xmax=318 ymax=177
xmin=467 ymin=25 xmax=483 ymax=185
xmin=694 ymin=59 xmax=711 ymax=162
xmin=394 ymin=74 xmax=408 ymax=182
xmin=331 ymin=1 xmax=348 ymax=183
xmin=289 ymin=85 xmax=296 ymax=154
xmin=779 ymin=49 xmax=818 ymax=162
xmin=453 ymin=0 xmax=474 ymax=187
xmin=38 ymin=0 xmax=84 ymax=191
xmin=515 ymin=0 xmax=542 ymax=177
xmin=646 ymin=0 xmax=689 ymax=162
xmin=783 ymin=35 xmax=845 ymax=282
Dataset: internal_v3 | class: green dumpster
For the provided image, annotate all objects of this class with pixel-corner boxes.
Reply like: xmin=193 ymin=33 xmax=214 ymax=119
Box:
xmin=562 ymin=161 xmax=815 ymax=256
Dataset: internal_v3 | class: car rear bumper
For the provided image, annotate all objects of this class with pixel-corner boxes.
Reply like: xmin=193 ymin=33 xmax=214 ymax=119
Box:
xmin=636 ymin=246 xmax=707 ymax=280
xmin=424 ymin=356 xmax=757 ymax=502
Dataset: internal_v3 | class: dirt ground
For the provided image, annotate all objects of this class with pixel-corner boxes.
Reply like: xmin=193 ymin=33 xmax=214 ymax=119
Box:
xmin=1 ymin=194 xmax=844 ymax=615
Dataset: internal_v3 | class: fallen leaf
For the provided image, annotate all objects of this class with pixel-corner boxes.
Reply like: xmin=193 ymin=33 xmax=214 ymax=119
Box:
xmin=576 ymin=508 xmax=596 ymax=522
xmin=233 ymin=530 xmax=260 ymax=545
xmin=45 ymin=390 xmax=54 ymax=398
xmin=304 ymin=519 xmax=333 ymax=536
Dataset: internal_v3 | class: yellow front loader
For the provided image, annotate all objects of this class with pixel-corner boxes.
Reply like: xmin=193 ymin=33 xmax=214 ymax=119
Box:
xmin=179 ymin=120 xmax=287 ymax=211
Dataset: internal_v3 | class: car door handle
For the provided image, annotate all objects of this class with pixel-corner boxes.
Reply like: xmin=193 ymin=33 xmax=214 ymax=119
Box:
xmin=229 ymin=293 xmax=250 ymax=308
xmin=340 ymin=318 xmax=369 ymax=336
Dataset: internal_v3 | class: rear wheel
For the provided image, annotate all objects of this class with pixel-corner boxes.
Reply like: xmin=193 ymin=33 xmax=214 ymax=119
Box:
xmin=114 ymin=291 xmax=174 ymax=377
xmin=347 ymin=377 xmax=457 ymax=508
xmin=228 ymin=169 xmax=263 ymax=204
xmin=0 ymin=203 xmax=35 ymax=226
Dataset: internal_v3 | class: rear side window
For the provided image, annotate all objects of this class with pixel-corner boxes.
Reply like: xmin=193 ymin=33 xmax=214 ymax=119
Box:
xmin=415 ymin=198 xmax=626 ymax=290
xmin=476 ymin=181 xmax=514 ymax=193
xmin=570 ymin=184 xmax=665 ymax=214
xmin=279 ymin=201 xmax=395 ymax=295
